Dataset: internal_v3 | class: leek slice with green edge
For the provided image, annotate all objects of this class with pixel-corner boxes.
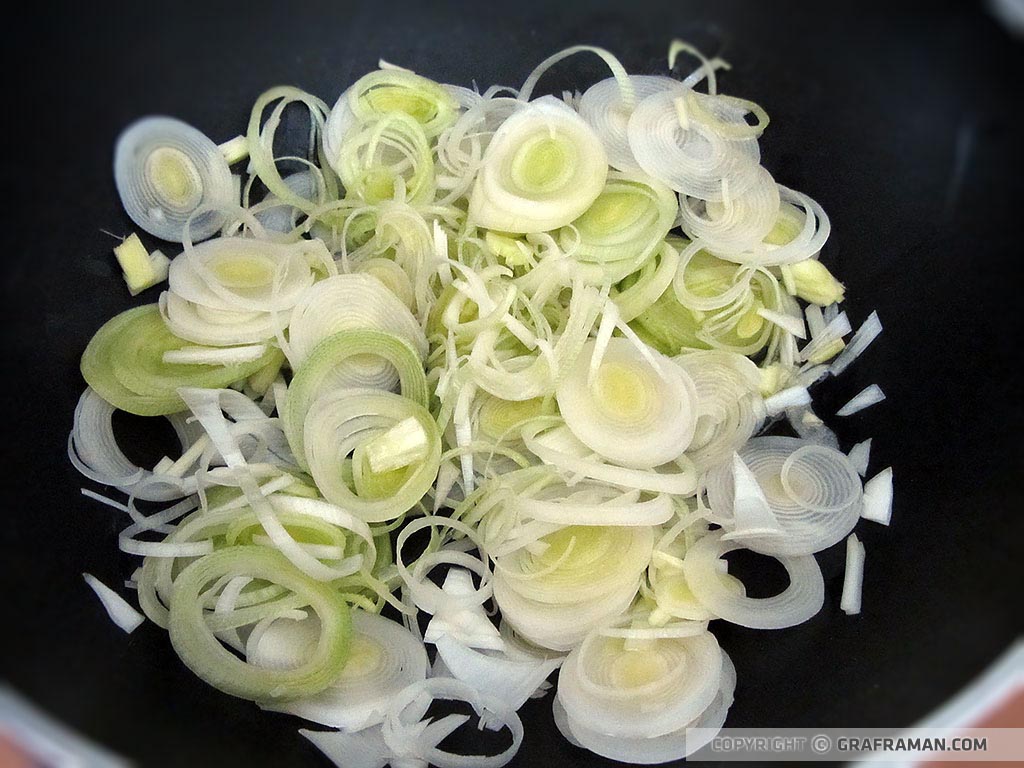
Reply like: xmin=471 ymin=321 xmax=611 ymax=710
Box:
xmin=330 ymin=69 xmax=459 ymax=140
xmin=168 ymin=546 xmax=352 ymax=702
xmin=631 ymin=250 xmax=776 ymax=356
xmin=81 ymin=305 xmax=278 ymax=416
xmin=246 ymin=86 xmax=335 ymax=214
xmin=283 ymin=329 xmax=429 ymax=468
xmin=559 ymin=171 xmax=677 ymax=283
xmin=303 ymin=389 xmax=442 ymax=523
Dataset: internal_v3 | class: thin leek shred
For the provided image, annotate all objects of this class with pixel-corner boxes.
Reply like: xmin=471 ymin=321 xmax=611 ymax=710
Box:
xmin=423 ymin=568 xmax=504 ymax=650
xmin=840 ymin=533 xmax=866 ymax=615
xmin=847 ymin=438 xmax=873 ymax=477
xmin=72 ymin=40 xmax=891 ymax=768
xmin=836 ymin=383 xmax=886 ymax=416
xmin=830 ymin=310 xmax=883 ymax=375
xmin=83 ymin=573 xmax=145 ymax=633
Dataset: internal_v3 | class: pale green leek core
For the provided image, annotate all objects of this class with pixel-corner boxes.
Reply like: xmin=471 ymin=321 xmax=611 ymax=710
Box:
xmin=114 ymin=233 xmax=169 ymax=296
xmin=146 ymin=147 xmax=204 ymax=211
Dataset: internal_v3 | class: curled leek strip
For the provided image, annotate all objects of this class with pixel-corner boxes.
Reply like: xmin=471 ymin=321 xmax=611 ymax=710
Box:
xmin=394 ymin=515 xmax=494 ymax=619
xmin=69 ymin=388 xmax=192 ymax=501
xmin=612 ymin=240 xmax=681 ymax=323
xmin=303 ymin=389 xmax=442 ymax=523
xmin=114 ymin=117 xmax=235 ymax=242
xmin=518 ymin=45 xmax=635 ymax=106
xmin=168 ymin=545 xmax=352 ymax=702
xmin=381 ymin=678 xmax=525 ymax=768
xmin=704 ymin=436 xmax=863 ymax=555
xmin=334 ymin=112 xmax=436 ymax=205
xmin=435 ymin=96 xmax=523 ymax=205
xmin=251 ymin=170 xmax=325 ymax=234
xmin=246 ymin=86 xmax=335 ymax=214
xmin=465 ymin=282 xmax=604 ymax=401
xmin=681 ymin=530 xmax=825 ymax=629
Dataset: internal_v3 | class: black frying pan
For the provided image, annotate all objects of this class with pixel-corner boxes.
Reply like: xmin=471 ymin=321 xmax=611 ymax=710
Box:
xmin=3 ymin=1 xmax=1021 ymax=766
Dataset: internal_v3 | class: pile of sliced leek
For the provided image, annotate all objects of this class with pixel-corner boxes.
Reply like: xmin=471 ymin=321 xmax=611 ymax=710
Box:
xmin=73 ymin=42 xmax=893 ymax=767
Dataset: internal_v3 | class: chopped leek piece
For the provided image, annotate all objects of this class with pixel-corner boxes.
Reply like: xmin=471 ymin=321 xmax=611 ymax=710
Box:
xmin=218 ymin=135 xmax=250 ymax=165
xmin=114 ymin=233 xmax=167 ymax=295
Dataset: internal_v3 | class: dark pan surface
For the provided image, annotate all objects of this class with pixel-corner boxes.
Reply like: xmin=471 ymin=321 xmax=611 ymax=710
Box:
xmin=2 ymin=2 xmax=1022 ymax=766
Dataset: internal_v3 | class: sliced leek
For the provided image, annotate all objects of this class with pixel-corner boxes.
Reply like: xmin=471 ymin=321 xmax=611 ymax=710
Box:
xmin=74 ymin=39 xmax=888 ymax=768
xmin=469 ymin=97 xmax=608 ymax=233
xmin=168 ymin=545 xmax=352 ymax=701
xmin=114 ymin=116 xmax=235 ymax=242
xmin=81 ymin=305 xmax=277 ymax=416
